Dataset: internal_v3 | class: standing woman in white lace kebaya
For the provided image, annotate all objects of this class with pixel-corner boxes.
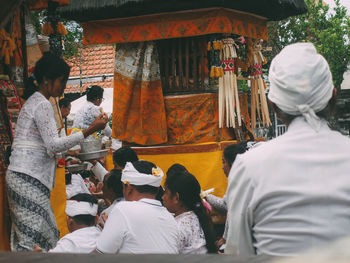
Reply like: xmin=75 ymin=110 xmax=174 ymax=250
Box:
xmin=162 ymin=171 xmax=217 ymax=254
xmin=6 ymin=53 xmax=108 ymax=252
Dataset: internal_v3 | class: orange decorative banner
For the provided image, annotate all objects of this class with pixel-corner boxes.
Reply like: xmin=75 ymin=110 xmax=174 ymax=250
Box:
xmin=165 ymin=93 xmax=235 ymax=145
xmin=112 ymin=42 xmax=168 ymax=145
xmin=83 ymin=8 xmax=268 ymax=45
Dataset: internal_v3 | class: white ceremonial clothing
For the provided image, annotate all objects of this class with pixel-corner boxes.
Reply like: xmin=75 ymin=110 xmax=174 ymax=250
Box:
xmin=66 ymin=173 xmax=90 ymax=199
xmin=176 ymin=211 xmax=207 ymax=254
xmin=225 ymin=117 xmax=350 ymax=256
xmin=73 ymin=101 xmax=112 ymax=137
xmin=91 ymin=162 xmax=108 ymax=182
xmin=96 ymin=198 xmax=180 ymax=254
xmin=8 ymin=92 xmax=84 ymax=190
xmin=97 ymin=198 xmax=124 ymax=231
xmin=49 ymin=226 xmax=101 ymax=253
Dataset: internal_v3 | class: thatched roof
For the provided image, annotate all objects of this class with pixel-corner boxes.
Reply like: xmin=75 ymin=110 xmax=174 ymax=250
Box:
xmin=58 ymin=0 xmax=307 ymax=22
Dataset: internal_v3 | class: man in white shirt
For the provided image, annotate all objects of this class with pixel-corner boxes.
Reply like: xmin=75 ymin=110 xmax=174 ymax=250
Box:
xmin=225 ymin=43 xmax=350 ymax=256
xmin=49 ymin=193 xmax=100 ymax=253
xmin=96 ymin=160 xmax=180 ymax=254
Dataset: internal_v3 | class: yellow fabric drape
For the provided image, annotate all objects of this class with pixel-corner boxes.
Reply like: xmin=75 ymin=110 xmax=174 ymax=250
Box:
xmin=105 ymin=142 xmax=232 ymax=197
xmin=50 ymin=167 xmax=69 ymax=238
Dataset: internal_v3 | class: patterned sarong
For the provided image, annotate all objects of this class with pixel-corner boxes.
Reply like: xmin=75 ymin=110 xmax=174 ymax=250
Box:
xmin=6 ymin=170 xmax=59 ymax=251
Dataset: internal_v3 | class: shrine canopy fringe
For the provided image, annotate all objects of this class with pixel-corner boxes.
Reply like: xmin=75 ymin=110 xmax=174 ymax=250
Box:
xmin=82 ymin=8 xmax=268 ymax=45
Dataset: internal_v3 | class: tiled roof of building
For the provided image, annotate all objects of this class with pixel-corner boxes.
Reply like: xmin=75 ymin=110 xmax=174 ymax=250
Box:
xmin=65 ymin=44 xmax=115 ymax=93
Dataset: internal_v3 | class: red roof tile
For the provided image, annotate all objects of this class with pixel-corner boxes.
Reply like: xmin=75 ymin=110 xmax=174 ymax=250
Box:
xmin=65 ymin=44 xmax=115 ymax=94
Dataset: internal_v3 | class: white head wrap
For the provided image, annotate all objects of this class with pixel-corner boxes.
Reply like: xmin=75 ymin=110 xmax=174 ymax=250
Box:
xmin=121 ymin=162 xmax=164 ymax=187
xmin=268 ymin=43 xmax=333 ymax=132
xmin=65 ymin=200 xmax=98 ymax=217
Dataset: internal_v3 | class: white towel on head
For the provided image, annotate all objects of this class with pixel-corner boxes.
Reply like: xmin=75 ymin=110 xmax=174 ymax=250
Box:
xmin=66 ymin=200 xmax=98 ymax=217
xmin=122 ymin=162 xmax=163 ymax=187
xmin=268 ymin=43 xmax=333 ymax=131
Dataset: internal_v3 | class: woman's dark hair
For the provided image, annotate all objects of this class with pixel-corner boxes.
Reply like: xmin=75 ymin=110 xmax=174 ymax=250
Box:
xmin=79 ymin=169 xmax=94 ymax=179
xmin=65 ymin=172 xmax=72 ymax=185
xmin=23 ymin=52 xmax=70 ymax=100
xmin=59 ymin=97 xmax=71 ymax=108
xmin=131 ymin=160 xmax=159 ymax=195
xmin=166 ymin=163 xmax=188 ymax=179
xmin=272 ymin=97 xmax=337 ymax=128
xmin=69 ymin=193 xmax=97 ymax=226
xmin=165 ymin=172 xmax=217 ymax=253
xmin=113 ymin=146 xmax=138 ymax=169
xmin=106 ymin=169 xmax=123 ymax=198
xmin=86 ymin=85 xmax=104 ymax=102
xmin=223 ymin=143 xmax=247 ymax=168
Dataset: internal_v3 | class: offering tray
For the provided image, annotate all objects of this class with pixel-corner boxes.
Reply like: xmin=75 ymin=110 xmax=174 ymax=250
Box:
xmin=78 ymin=149 xmax=109 ymax=161
xmin=66 ymin=163 xmax=88 ymax=173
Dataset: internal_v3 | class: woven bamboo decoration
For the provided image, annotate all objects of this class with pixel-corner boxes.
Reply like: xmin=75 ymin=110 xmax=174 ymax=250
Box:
xmin=247 ymin=39 xmax=271 ymax=129
xmin=218 ymin=38 xmax=241 ymax=128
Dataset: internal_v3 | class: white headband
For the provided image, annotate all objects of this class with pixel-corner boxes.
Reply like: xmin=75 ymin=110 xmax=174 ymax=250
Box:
xmin=65 ymin=200 xmax=98 ymax=217
xmin=122 ymin=162 xmax=163 ymax=187
xmin=268 ymin=43 xmax=333 ymax=132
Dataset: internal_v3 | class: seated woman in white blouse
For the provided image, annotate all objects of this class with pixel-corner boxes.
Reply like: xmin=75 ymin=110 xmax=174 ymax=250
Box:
xmin=162 ymin=170 xmax=217 ymax=254
xmin=73 ymin=85 xmax=112 ymax=137
xmin=6 ymin=53 xmax=108 ymax=252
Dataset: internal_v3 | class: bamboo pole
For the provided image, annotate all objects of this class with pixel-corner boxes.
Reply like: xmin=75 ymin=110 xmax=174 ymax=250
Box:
xmin=178 ymin=38 xmax=183 ymax=89
xmin=185 ymin=38 xmax=189 ymax=90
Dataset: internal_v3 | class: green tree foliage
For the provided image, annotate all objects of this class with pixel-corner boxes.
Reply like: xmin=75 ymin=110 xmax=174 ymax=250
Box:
xmin=30 ymin=11 xmax=82 ymax=63
xmin=267 ymin=0 xmax=350 ymax=89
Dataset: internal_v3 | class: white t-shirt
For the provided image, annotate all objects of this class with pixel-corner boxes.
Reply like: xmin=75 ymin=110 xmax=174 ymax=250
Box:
xmin=97 ymin=198 xmax=124 ymax=231
xmin=96 ymin=198 xmax=180 ymax=254
xmin=176 ymin=211 xmax=207 ymax=254
xmin=226 ymin=117 xmax=350 ymax=256
xmin=49 ymin=226 xmax=101 ymax=253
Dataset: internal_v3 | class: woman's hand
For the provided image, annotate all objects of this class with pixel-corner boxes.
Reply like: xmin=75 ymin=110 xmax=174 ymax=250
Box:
xmin=83 ymin=113 xmax=108 ymax=138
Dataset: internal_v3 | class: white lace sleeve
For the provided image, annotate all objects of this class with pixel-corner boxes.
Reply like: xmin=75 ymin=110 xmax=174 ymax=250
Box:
xmin=34 ymin=100 xmax=84 ymax=154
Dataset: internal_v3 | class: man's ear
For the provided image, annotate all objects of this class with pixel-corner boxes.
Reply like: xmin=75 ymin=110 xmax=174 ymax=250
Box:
xmin=123 ymin=183 xmax=133 ymax=198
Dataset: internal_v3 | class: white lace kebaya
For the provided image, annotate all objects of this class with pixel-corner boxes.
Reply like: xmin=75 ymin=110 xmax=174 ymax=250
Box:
xmin=73 ymin=101 xmax=112 ymax=137
xmin=175 ymin=211 xmax=207 ymax=254
xmin=8 ymin=92 xmax=84 ymax=190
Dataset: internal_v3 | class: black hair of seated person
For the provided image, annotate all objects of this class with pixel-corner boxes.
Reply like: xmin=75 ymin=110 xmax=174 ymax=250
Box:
xmin=23 ymin=52 xmax=70 ymax=100
xmin=165 ymin=171 xmax=217 ymax=253
xmin=86 ymin=85 xmax=104 ymax=102
xmin=58 ymin=97 xmax=71 ymax=109
xmin=223 ymin=143 xmax=247 ymax=168
xmin=270 ymin=90 xmax=337 ymax=127
xmin=166 ymin=163 xmax=189 ymax=179
xmin=131 ymin=160 xmax=159 ymax=195
xmin=69 ymin=193 xmax=98 ymax=226
xmin=113 ymin=146 xmax=139 ymax=169
xmin=79 ymin=169 xmax=94 ymax=179
xmin=155 ymin=186 xmax=164 ymax=203
xmin=65 ymin=172 xmax=72 ymax=185
xmin=106 ymin=169 xmax=123 ymax=199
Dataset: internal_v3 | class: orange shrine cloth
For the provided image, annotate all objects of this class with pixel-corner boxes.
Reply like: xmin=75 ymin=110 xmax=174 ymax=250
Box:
xmin=83 ymin=8 xmax=267 ymax=45
xmin=165 ymin=93 xmax=235 ymax=145
xmin=112 ymin=42 xmax=168 ymax=145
